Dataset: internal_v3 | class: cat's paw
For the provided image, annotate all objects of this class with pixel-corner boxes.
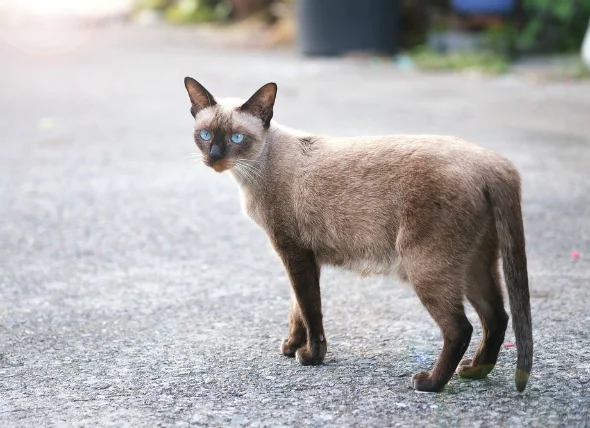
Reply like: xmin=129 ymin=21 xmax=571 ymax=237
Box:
xmin=458 ymin=358 xmax=473 ymax=368
xmin=280 ymin=339 xmax=301 ymax=358
xmin=411 ymin=371 xmax=445 ymax=392
xmin=456 ymin=358 xmax=493 ymax=379
xmin=294 ymin=341 xmax=327 ymax=366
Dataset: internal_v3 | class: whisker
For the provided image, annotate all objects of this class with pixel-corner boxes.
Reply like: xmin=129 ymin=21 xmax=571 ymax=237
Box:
xmin=188 ymin=157 xmax=203 ymax=165
xmin=235 ymin=158 xmax=263 ymax=164
xmin=234 ymin=163 xmax=258 ymax=182
xmin=234 ymin=164 xmax=253 ymax=182
xmin=235 ymin=159 xmax=261 ymax=171
xmin=235 ymin=161 xmax=262 ymax=180
xmin=239 ymin=163 xmax=257 ymax=179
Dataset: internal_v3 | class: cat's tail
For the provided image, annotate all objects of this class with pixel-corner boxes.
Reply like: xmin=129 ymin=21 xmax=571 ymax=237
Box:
xmin=486 ymin=166 xmax=533 ymax=393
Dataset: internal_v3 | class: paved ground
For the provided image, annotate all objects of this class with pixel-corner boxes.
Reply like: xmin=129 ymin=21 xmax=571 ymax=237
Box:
xmin=1 ymin=23 xmax=590 ymax=427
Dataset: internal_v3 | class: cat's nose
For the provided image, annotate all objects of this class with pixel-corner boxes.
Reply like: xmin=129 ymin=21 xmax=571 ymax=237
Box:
xmin=209 ymin=144 xmax=223 ymax=162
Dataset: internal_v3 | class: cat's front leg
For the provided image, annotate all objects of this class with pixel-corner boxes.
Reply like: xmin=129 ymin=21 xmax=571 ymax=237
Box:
xmin=280 ymin=292 xmax=307 ymax=357
xmin=272 ymin=234 xmax=327 ymax=366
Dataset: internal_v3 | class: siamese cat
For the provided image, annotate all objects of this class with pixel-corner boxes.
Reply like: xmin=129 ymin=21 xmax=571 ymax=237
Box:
xmin=183 ymin=78 xmax=533 ymax=393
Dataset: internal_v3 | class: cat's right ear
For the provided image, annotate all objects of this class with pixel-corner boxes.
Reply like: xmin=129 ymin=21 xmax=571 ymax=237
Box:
xmin=184 ymin=77 xmax=217 ymax=118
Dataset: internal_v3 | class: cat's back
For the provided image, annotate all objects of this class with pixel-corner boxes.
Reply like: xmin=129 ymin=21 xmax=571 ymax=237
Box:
xmin=320 ymin=133 xmax=491 ymax=160
xmin=305 ymin=133 xmax=514 ymax=183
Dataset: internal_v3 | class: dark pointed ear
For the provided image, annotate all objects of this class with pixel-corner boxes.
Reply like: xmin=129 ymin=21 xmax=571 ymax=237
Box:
xmin=184 ymin=77 xmax=217 ymax=118
xmin=239 ymin=83 xmax=277 ymax=128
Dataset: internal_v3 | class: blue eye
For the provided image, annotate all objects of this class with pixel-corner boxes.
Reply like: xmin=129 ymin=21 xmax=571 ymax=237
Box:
xmin=199 ymin=129 xmax=212 ymax=141
xmin=231 ymin=133 xmax=244 ymax=144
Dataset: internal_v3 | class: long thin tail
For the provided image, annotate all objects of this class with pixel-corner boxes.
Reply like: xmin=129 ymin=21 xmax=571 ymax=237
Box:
xmin=487 ymin=174 xmax=533 ymax=392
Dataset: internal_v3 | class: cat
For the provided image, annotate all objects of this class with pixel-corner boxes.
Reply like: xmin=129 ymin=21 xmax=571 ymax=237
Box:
xmin=183 ymin=77 xmax=533 ymax=393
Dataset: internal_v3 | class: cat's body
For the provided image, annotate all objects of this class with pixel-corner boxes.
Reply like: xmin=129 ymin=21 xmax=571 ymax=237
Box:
xmin=236 ymin=130 xmax=505 ymax=280
xmin=183 ymin=78 xmax=533 ymax=393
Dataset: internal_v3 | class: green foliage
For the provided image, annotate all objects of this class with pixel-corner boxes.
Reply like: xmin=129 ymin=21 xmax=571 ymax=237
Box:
xmin=135 ymin=0 xmax=232 ymax=23
xmin=548 ymin=59 xmax=590 ymax=80
xmin=134 ymin=0 xmax=174 ymax=11
xmin=164 ymin=0 xmax=231 ymax=23
xmin=518 ymin=0 xmax=590 ymax=52
xmin=409 ymin=47 xmax=510 ymax=74
xmin=483 ymin=25 xmax=517 ymax=57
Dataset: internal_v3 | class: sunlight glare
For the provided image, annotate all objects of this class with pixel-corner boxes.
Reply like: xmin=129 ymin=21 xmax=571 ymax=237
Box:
xmin=0 ymin=0 xmax=131 ymax=16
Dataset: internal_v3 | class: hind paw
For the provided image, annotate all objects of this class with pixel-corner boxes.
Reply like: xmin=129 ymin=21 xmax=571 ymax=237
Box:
xmin=456 ymin=358 xmax=494 ymax=379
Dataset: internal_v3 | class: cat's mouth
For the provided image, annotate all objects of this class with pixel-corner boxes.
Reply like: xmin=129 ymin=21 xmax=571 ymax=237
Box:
xmin=207 ymin=158 xmax=232 ymax=173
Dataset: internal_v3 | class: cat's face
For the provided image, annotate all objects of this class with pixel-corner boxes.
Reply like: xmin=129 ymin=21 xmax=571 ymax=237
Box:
xmin=184 ymin=78 xmax=277 ymax=173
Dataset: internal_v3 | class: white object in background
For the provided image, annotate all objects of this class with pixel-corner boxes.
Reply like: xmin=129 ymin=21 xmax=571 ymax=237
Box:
xmin=582 ymin=19 xmax=590 ymax=69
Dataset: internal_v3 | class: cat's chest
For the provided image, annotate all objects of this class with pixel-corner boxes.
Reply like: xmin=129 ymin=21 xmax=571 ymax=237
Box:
xmin=237 ymin=185 xmax=272 ymax=229
xmin=237 ymin=182 xmax=299 ymax=241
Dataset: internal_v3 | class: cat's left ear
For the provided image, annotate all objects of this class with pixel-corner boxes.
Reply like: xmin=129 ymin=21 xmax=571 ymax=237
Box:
xmin=239 ymin=83 xmax=277 ymax=128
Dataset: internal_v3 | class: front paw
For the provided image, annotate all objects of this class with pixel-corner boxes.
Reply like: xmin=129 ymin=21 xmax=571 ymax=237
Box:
xmin=411 ymin=371 xmax=445 ymax=392
xmin=295 ymin=339 xmax=327 ymax=366
xmin=280 ymin=338 xmax=302 ymax=358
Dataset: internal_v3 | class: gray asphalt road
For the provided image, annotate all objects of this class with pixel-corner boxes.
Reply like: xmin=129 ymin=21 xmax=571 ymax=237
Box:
xmin=1 ymin=24 xmax=590 ymax=427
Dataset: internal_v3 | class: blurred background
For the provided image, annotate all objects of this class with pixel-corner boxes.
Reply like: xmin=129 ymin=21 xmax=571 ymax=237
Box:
xmin=1 ymin=1 xmax=590 ymax=426
xmin=1 ymin=0 xmax=590 ymax=72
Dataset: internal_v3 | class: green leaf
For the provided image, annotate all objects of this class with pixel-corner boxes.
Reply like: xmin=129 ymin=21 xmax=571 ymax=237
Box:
xmin=553 ymin=2 xmax=573 ymax=21
xmin=519 ymin=19 xmax=543 ymax=49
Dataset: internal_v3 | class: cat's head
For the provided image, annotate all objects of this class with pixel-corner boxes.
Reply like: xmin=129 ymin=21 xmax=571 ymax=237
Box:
xmin=183 ymin=78 xmax=277 ymax=173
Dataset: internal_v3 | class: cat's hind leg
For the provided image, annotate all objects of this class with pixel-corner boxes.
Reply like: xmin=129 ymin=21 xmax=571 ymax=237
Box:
xmin=410 ymin=279 xmax=473 ymax=392
xmin=457 ymin=235 xmax=508 ymax=380
xmin=397 ymin=226 xmax=474 ymax=392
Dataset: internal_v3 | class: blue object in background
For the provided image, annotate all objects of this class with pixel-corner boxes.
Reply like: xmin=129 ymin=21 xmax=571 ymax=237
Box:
xmin=451 ymin=0 xmax=516 ymax=14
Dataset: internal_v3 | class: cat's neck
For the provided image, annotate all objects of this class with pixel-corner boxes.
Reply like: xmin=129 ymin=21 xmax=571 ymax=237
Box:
xmin=229 ymin=150 xmax=268 ymax=190
xmin=229 ymin=122 xmax=302 ymax=191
